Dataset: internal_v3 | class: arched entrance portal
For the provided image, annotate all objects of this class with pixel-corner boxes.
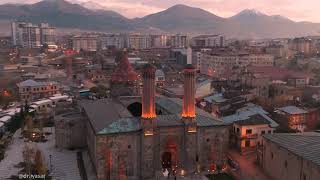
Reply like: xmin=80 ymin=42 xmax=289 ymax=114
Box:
xmin=162 ymin=152 xmax=172 ymax=169
xmin=162 ymin=139 xmax=178 ymax=170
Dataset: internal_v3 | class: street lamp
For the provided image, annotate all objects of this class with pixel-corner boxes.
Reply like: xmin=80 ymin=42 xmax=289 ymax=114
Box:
xmin=49 ymin=154 xmax=52 ymax=172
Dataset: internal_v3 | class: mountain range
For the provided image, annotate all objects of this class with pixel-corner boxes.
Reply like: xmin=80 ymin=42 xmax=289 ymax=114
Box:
xmin=0 ymin=0 xmax=320 ymax=38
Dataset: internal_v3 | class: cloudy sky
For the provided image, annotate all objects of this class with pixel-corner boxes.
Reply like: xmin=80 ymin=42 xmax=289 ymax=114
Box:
xmin=0 ymin=0 xmax=319 ymax=22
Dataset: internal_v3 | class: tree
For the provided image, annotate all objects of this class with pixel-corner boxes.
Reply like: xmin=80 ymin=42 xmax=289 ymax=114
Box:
xmin=23 ymin=143 xmax=36 ymax=175
xmin=90 ymin=85 xmax=108 ymax=98
xmin=34 ymin=149 xmax=48 ymax=175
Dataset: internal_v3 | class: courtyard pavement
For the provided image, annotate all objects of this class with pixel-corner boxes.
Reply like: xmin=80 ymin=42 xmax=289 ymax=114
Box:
xmin=0 ymin=128 xmax=81 ymax=180
xmin=228 ymin=150 xmax=273 ymax=180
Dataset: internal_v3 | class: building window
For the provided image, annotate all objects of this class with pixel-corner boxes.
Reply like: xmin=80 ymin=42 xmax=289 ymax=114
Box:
xmin=245 ymin=140 xmax=250 ymax=147
xmin=303 ymin=173 xmax=306 ymax=180
xmin=128 ymin=145 xmax=131 ymax=149
xmin=261 ymin=131 xmax=265 ymax=135
xmin=237 ymin=128 xmax=240 ymax=133
xmin=284 ymin=160 xmax=288 ymax=168
xmin=268 ymin=130 xmax=272 ymax=134
xmin=206 ymin=138 xmax=210 ymax=142
xmin=246 ymin=129 xmax=252 ymax=135
xmin=271 ymin=152 xmax=274 ymax=159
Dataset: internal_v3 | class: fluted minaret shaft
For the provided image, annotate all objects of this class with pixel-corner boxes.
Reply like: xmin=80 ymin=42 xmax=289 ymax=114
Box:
xmin=182 ymin=65 xmax=196 ymax=118
xmin=142 ymin=65 xmax=156 ymax=119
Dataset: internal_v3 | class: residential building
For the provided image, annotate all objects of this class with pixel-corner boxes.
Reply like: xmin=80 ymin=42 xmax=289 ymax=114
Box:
xmin=11 ymin=22 xmax=41 ymax=48
xmin=127 ymin=34 xmax=151 ymax=49
xmin=170 ymin=48 xmax=187 ymax=66
xmin=16 ymin=79 xmax=60 ymax=102
xmin=232 ymin=115 xmax=275 ymax=153
xmin=39 ymin=23 xmax=56 ymax=45
xmin=223 ymin=103 xmax=278 ymax=153
xmin=191 ymin=35 xmax=225 ymax=47
xmin=100 ymin=34 xmax=125 ymax=49
xmin=276 ymin=106 xmax=308 ymax=132
xmin=200 ymin=52 xmax=274 ymax=77
xmin=150 ymin=35 xmax=168 ymax=48
xmin=170 ymin=34 xmax=188 ymax=48
xmin=258 ymin=133 xmax=320 ymax=180
xmin=265 ymin=44 xmax=290 ymax=58
xmin=155 ymin=69 xmax=165 ymax=87
xmin=72 ymin=35 xmax=99 ymax=52
xmin=289 ymin=37 xmax=313 ymax=55
xmin=11 ymin=22 xmax=56 ymax=47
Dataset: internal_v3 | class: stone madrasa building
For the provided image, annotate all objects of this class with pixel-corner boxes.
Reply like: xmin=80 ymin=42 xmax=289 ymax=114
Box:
xmin=80 ymin=64 xmax=229 ymax=180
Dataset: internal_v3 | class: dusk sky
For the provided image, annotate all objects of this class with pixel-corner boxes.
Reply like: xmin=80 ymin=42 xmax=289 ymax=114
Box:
xmin=1 ymin=0 xmax=319 ymax=22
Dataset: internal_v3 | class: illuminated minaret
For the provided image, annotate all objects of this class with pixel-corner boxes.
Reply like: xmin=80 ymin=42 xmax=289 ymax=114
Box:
xmin=182 ymin=64 xmax=196 ymax=132
xmin=141 ymin=64 xmax=156 ymax=135
xmin=182 ymin=64 xmax=196 ymax=118
xmin=141 ymin=64 xmax=157 ymax=178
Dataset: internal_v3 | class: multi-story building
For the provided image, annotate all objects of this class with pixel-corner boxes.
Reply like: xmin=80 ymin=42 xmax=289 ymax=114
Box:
xmin=192 ymin=48 xmax=211 ymax=72
xmin=191 ymin=35 xmax=225 ymax=48
xmin=289 ymin=37 xmax=313 ymax=55
xmin=200 ymin=52 xmax=274 ymax=77
xmin=276 ymin=106 xmax=308 ymax=132
xmin=39 ymin=23 xmax=56 ymax=45
xmin=223 ymin=103 xmax=278 ymax=153
xmin=170 ymin=34 xmax=188 ymax=48
xmin=11 ymin=21 xmax=56 ymax=48
xmin=150 ymin=35 xmax=168 ymax=48
xmin=100 ymin=34 xmax=125 ymax=49
xmin=155 ymin=69 xmax=165 ymax=87
xmin=232 ymin=115 xmax=275 ymax=153
xmin=127 ymin=34 xmax=151 ymax=49
xmin=16 ymin=79 xmax=60 ymax=102
xmin=72 ymin=35 xmax=99 ymax=52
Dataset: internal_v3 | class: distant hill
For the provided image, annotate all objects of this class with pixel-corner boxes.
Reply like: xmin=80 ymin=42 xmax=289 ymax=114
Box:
xmin=0 ymin=0 xmax=320 ymax=38
xmin=0 ymin=0 xmax=131 ymax=32
xmin=133 ymin=4 xmax=225 ymax=33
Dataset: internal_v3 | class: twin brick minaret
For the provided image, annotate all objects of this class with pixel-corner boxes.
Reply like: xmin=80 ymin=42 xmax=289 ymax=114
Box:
xmin=141 ymin=63 xmax=197 ymax=134
xmin=141 ymin=63 xmax=197 ymax=177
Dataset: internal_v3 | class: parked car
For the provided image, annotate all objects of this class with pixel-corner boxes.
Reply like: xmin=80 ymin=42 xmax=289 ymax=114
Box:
xmin=227 ymin=156 xmax=240 ymax=171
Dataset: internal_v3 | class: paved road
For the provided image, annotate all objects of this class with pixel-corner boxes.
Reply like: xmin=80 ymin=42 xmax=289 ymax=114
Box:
xmin=228 ymin=150 xmax=272 ymax=180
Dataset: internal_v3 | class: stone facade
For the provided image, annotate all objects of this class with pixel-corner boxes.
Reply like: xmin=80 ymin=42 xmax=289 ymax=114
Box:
xmin=84 ymin=116 xmax=229 ymax=180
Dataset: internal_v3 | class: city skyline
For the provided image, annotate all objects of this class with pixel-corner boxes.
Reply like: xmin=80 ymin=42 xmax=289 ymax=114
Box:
xmin=1 ymin=0 xmax=320 ymax=23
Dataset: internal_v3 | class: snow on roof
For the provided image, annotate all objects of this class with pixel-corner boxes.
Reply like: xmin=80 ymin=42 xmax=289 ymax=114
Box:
xmin=49 ymin=95 xmax=69 ymax=101
xmin=4 ymin=108 xmax=21 ymax=116
xmin=17 ymin=79 xmax=59 ymax=87
xmin=33 ymin=99 xmax=52 ymax=105
xmin=278 ymin=106 xmax=307 ymax=115
xmin=0 ymin=116 xmax=11 ymax=123
xmin=223 ymin=103 xmax=279 ymax=128
xmin=0 ymin=122 xmax=4 ymax=128
xmin=204 ymin=93 xmax=227 ymax=103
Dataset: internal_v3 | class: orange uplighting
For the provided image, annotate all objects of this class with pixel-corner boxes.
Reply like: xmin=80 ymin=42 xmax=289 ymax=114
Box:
xmin=3 ymin=90 xmax=11 ymax=97
xmin=141 ymin=113 xmax=156 ymax=119
xmin=182 ymin=112 xmax=196 ymax=118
